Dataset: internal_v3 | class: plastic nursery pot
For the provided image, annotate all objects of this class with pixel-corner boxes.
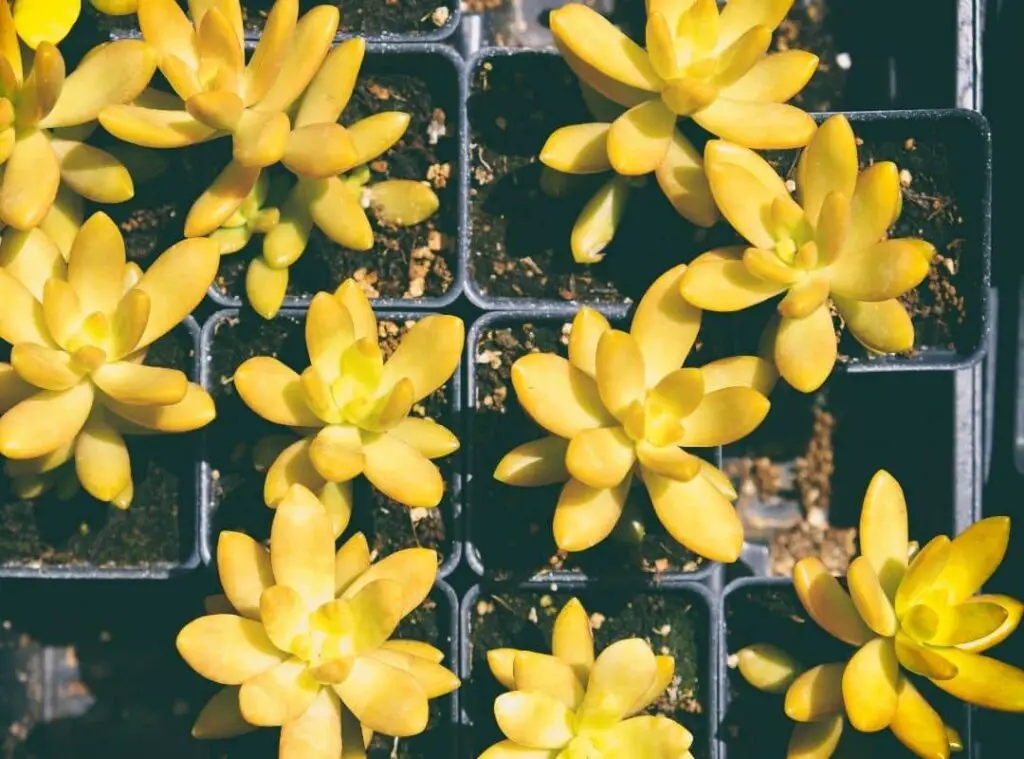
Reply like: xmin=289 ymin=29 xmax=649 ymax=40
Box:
xmin=459 ymin=582 xmax=717 ymax=759
xmin=458 ymin=0 xmax=979 ymax=111
xmin=198 ymin=308 xmax=463 ymax=577
xmin=717 ymin=577 xmax=973 ymax=759
xmin=462 ymin=51 xmax=992 ymax=365
xmin=722 ymin=366 xmax=982 ymax=580
xmin=197 ymin=43 xmax=467 ymax=312
xmin=0 ymin=318 xmax=204 ymax=580
xmin=93 ymin=0 xmax=461 ymax=44
xmin=465 ymin=309 xmax=729 ymax=585
xmin=0 ymin=577 xmax=460 ymax=759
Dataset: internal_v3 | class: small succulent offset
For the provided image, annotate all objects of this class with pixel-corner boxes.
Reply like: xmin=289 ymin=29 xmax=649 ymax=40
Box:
xmin=494 ymin=264 xmax=775 ymax=562
xmin=98 ymin=0 xmax=346 ymax=239
xmin=738 ymin=470 xmax=1023 ymax=759
xmin=679 ymin=115 xmax=934 ymax=393
xmin=179 ymin=484 xmax=459 ymax=757
xmin=9 ymin=0 xmax=81 ymax=48
xmin=0 ymin=214 xmax=218 ymax=506
xmin=234 ymin=280 xmax=463 ymax=537
xmin=208 ymin=171 xmax=282 ymax=256
xmin=481 ymin=598 xmax=694 ymax=759
xmin=252 ymin=37 xmax=440 ymax=319
xmin=0 ymin=3 xmax=156 ymax=231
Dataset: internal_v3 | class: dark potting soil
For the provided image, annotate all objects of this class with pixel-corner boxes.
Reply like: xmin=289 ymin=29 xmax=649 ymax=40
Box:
xmin=470 ymin=318 xmax=718 ymax=580
xmin=468 ymin=55 xmax=974 ymax=356
xmin=87 ymin=0 xmax=454 ymax=38
xmin=0 ymin=581 xmax=452 ymax=759
xmin=213 ymin=61 xmax=459 ymax=304
xmin=467 ymin=589 xmax=709 ymax=759
xmin=723 ymin=371 xmax=958 ymax=579
xmin=205 ymin=312 xmax=451 ymax=563
xmin=722 ymin=584 xmax=967 ymax=758
xmin=0 ymin=328 xmax=197 ymax=569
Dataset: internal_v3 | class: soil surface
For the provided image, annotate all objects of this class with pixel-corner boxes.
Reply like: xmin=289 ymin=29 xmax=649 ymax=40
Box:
xmin=0 ymin=329 xmax=198 ymax=569
xmin=723 ymin=371 xmax=958 ymax=578
xmin=88 ymin=0 xmax=456 ymax=37
xmin=469 ymin=55 xmax=976 ymax=358
xmin=723 ymin=584 xmax=967 ymax=757
xmin=0 ymin=580 xmax=453 ymax=759
xmin=470 ymin=317 xmax=722 ymax=581
xmin=468 ymin=589 xmax=709 ymax=758
xmin=205 ymin=312 xmax=453 ymax=564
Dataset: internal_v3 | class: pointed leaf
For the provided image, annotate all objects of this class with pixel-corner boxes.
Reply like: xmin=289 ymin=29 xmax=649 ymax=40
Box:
xmin=797 ymin=115 xmax=859 ymax=226
xmin=656 ymin=129 xmax=718 ymax=227
xmin=0 ymin=128 xmax=59 ymax=230
xmin=570 ymin=175 xmax=630 ymax=264
xmin=270 ymin=484 xmax=335 ymax=608
xmin=334 ymin=656 xmax=429 ymax=737
xmin=176 ymin=614 xmax=284 ymax=684
xmin=694 ymin=99 xmax=816 ymax=150
xmin=257 ymin=5 xmax=340 ymax=113
xmin=361 ymin=431 xmax=444 ymax=508
xmin=641 ymin=467 xmax=744 ymax=562
xmin=217 ymin=531 xmax=273 ymax=620
xmin=295 ymin=36 xmax=364 ymax=128
xmin=774 ymin=304 xmax=837 ymax=393
xmin=833 ymin=296 xmax=915 ymax=355
xmin=793 ymin=557 xmax=874 ymax=645
xmin=98 ymin=104 xmax=218 ymax=148
xmin=0 ymin=383 xmax=93 ymax=459
xmin=553 ymin=474 xmax=631 ymax=553
xmin=784 ymin=663 xmax=846 ymax=722
xmin=307 ymin=177 xmax=374 ymax=251
xmin=134 ymin=237 xmax=219 ymax=347
xmin=607 ymin=99 xmax=675 ymax=176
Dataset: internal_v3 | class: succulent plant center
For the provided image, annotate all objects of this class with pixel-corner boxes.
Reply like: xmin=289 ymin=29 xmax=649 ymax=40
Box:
xmin=289 ymin=597 xmax=362 ymax=684
xmin=769 ymin=198 xmax=819 ymax=269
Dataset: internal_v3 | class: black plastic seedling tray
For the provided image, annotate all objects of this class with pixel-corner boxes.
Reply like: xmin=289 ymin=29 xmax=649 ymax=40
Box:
xmin=0 ymin=1 xmax=1004 ymax=758
xmin=0 ymin=317 xmax=205 ymax=581
xmin=198 ymin=308 xmax=464 ymax=579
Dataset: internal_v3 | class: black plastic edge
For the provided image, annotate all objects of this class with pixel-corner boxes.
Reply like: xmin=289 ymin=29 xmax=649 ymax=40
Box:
xmin=102 ymin=4 xmax=462 ymax=46
xmin=206 ymin=41 xmax=469 ymax=313
xmin=463 ymin=308 xmax=717 ymax=586
xmin=460 ymin=49 xmax=992 ymax=375
xmin=436 ymin=577 xmax=462 ymax=759
xmin=460 ymin=581 xmax=720 ymax=759
xmin=198 ymin=308 xmax=463 ymax=579
xmin=0 ymin=316 xmax=205 ymax=580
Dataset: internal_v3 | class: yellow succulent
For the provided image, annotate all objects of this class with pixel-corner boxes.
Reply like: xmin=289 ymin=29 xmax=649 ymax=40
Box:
xmin=233 ymin=279 xmax=463 ymax=536
xmin=10 ymin=0 xmax=80 ymax=48
xmin=251 ymin=37 xmax=439 ymax=319
xmin=493 ymin=264 xmax=775 ymax=562
xmin=89 ymin=0 xmax=139 ymax=15
xmin=734 ymin=642 xmax=965 ymax=758
xmin=678 ymin=114 xmax=935 ymax=393
xmin=98 ymin=0 xmax=349 ymax=240
xmin=208 ymin=171 xmax=282 ymax=256
xmin=0 ymin=213 xmax=219 ymax=506
xmin=0 ymin=3 xmax=156 ymax=231
xmin=549 ymin=0 xmax=818 ymax=174
xmin=739 ymin=470 xmax=1024 ymax=758
xmin=481 ymin=597 xmax=694 ymax=759
xmin=178 ymin=484 xmax=460 ymax=756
